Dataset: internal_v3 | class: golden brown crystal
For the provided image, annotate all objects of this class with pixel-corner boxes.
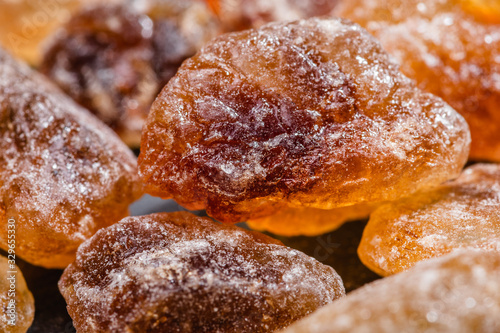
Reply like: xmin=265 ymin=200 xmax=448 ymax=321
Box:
xmin=0 ymin=256 xmax=34 ymax=333
xmin=359 ymin=163 xmax=500 ymax=276
xmin=281 ymin=250 xmax=500 ymax=333
xmin=0 ymin=48 xmax=142 ymax=268
xmin=336 ymin=0 xmax=500 ymax=161
xmin=41 ymin=0 xmax=220 ymax=146
xmin=247 ymin=203 xmax=376 ymax=237
xmin=59 ymin=212 xmax=345 ymax=332
xmin=139 ymin=18 xmax=470 ymax=223
xmin=0 ymin=0 xmax=109 ymax=65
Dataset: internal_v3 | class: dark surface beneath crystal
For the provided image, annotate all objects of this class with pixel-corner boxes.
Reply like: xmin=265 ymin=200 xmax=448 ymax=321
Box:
xmin=8 ymin=196 xmax=379 ymax=332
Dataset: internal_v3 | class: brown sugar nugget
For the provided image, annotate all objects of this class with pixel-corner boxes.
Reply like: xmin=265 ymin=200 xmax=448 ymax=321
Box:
xmin=139 ymin=0 xmax=221 ymax=84
xmin=0 ymin=48 xmax=142 ymax=269
xmin=0 ymin=256 xmax=34 ymax=333
xmin=41 ymin=1 xmax=220 ymax=147
xmin=206 ymin=0 xmax=339 ymax=31
xmin=247 ymin=203 xmax=377 ymax=237
xmin=336 ymin=0 xmax=500 ymax=161
xmin=59 ymin=212 xmax=345 ymax=333
xmin=359 ymin=163 xmax=500 ymax=277
xmin=139 ymin=17 xmax=471 ymax=223
xmin=281 ymin=250 xmax=500 ymax=333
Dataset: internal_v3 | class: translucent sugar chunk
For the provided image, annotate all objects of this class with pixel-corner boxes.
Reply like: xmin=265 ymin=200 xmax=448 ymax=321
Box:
xmin=282 ymin=250 xmax=500 ymax=333
xmin=336 ymin=0 xmax=500 ymax=161
xmin=0 ymin=48 xmax=142 ymax=268
xmin=0 ymin=256 xmax=34 ymax=333
xmin=139 ymin=17 xmax=470 ymax=223
xmin=359 ymin=163 xmax=500 ymax=276
xmin=59 ymin=212 xmax=345 ymax=332
xmin=247 ymin=203 xmax=377 ymax=236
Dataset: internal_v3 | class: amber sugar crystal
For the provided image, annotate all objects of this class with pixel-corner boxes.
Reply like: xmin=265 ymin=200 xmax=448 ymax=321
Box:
xmin=359 ymin=163 xmax=500 ymax=276
xmin=0 ymin=48 xmax=142 ymax=268
xmin=247 ymin=203 xmax=377 ymax=237
xmin=41 ymin=0 xmax=220 ymax=147
xmin=41 ymin=4 xmax=158 ymax=147
xmin=59 ymin=212 xmax=345 ymax=333
xmin=281 ymin=250 xmax=500 ymax=333
xmin=0 ymin=256 xmax=34 ymax=333
xmin=139 ymin=17 xmax=470 ymax=223
xmin=336 ymin=0 xmax=500 ymax=161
